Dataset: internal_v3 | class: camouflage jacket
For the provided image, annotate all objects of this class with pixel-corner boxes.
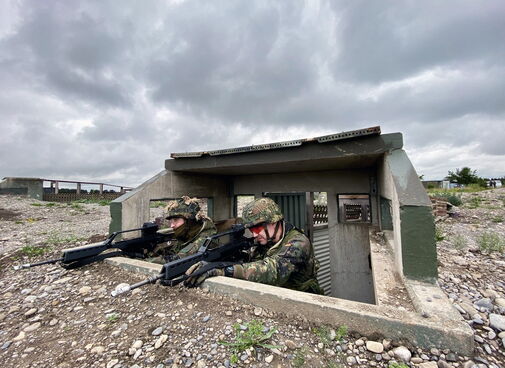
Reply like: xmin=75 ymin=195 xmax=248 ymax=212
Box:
xmin=232 ymin=223 xmax=323 ymax=294
xmin=175 ymin=219 xmax=217 ymax=257
xmin=148 ymin=219 xmax=217 ymax=264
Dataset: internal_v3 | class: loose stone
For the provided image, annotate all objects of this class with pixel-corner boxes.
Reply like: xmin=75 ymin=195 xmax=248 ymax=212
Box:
xmin=106 ymin=359 xmax=119 ymax=368
xmin=152 ymin=327 xmax=163 ymax=336
xmin=79 ymin=286 xmax=92 ymax=295
xmin=393 ymin=346 xmax=412 ymax=362
xmin=366 ymin=341 xmax=384 ymax=353
xmin=24 ymin=322 xmax=41 ymax=332
xmin=265 ymin=355 xmax=274 ymax=363
xmin=24 ymin=308 xmax=37 ymax=317
xmin=418 ymin=362 xmax=437 ymax=368
xmin=11 ymin=327 xmax=25 ymax=344
xmin=489 ymin=314 xmax=505 ymax=331
xmin=155 ymin=335 xmax=168 ymax=349
xmin=132 ymin=340 xmax=143 ymax=349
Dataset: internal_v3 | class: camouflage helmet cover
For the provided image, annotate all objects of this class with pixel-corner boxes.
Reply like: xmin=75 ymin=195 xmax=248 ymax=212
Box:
xmin=165 ymin=196 xmax=201 ymax=220
xmin=242 ymin=198 xmax=284 ymax=226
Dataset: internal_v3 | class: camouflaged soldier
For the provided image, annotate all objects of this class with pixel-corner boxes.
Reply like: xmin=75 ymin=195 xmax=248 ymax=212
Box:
xmin=185 ymin=197 xmax=323 ymax=294
xmin=148 ymin=196 xmax=217 ymax=264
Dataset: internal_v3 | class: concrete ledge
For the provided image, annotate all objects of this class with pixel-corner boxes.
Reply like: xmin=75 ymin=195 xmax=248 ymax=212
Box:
xmin=105 ymin=257 xmax=474 ymax=355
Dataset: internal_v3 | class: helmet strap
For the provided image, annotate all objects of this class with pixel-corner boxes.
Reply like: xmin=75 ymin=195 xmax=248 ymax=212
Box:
xmin=263 ymin=221 xmax=282 ymax=246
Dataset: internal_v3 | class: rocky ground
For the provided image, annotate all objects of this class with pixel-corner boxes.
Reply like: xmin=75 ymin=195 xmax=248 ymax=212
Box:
xmin=0 ymin=191 xmax=504 ymax=368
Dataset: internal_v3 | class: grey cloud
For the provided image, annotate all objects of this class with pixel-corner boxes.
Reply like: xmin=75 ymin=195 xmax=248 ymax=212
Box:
xmin=330 ymin=1 xmax=505 ymax=84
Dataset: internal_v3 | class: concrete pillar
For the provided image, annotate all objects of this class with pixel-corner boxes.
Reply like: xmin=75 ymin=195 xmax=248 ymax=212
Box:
xmin=54 ymin=181 xmax=59 ymax=194
xmin=99 ymin=184 xmax=103 ymax=194
xmin=77 ymin=183 xmax=81 ymax=194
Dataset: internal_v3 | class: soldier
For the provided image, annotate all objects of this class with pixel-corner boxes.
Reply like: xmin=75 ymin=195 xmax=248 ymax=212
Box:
xmin=185 ymin=197 xmax=323 ymax=294
xmin=148 ymin=196 xmax=217 ymax=264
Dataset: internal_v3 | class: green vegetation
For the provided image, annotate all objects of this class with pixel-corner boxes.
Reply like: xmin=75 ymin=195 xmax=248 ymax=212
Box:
xmin=44 ymin=202 xmax=58 ymax=207
xmin=19 ymin=245 xmax=51 ymax=257
xmin=293 ymin=347 xmax=308 ymax=368
xmin=73 ymin=199 xmax=111 ymax=206
xmin=30 ymin=203 xmax=43 ymax=207
xmin=150 ymin=201 xmax=167 ymax=208
xmin=220 ymin=320 xmax=279 ymax=364
xmin=477 ymin=232 xmax=505 ymax=254
xmin=46 ymin=233 xmax=86 ymax=246
xmin=446 ymin=167 xmax=487 ymax=187
xmin=106 ymin=313 xmax=120 ymax=323
xmin=466 ymin=196 xmax=482 ymax=209
xmin=452 ymin=234 xmax=467 ymax=250
xmin=67 ymin=202 xmax=85 ymax=211
xmin=435 ymin=225 xmax=445 ymax=242
xmin=491 ymin=215 xmax=504 ymax=223
xmin=428 ymin=191 xmax=463 ymax=206
xmin=312 ymin=325 xmax=347 ymax=346
xmin=388 ymin=363 xmax=409 ymax=368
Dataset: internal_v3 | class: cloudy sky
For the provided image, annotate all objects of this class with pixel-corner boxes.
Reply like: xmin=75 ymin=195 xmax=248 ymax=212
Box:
xmin=1 ymin=0 xmax=504 ymax=188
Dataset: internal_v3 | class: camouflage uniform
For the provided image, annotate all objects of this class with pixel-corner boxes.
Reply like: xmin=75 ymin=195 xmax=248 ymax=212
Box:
xmin=148 ymin=196 xmax=217 ymax=264
xmin=232 ymin=223 xmax=323 ymax=294
xmin=185 ymin=197 xmax=323 ymax=294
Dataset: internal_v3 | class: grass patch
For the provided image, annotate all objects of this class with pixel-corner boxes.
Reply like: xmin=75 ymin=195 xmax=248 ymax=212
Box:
xmin=46 ymin=233 xmax=86 ymax=246
xmin=466 ymin=196 xmax=482 ymax=209
xmin=73 ymin=199 xmax=111 ymax=206
xmin=15 ymin=220 xmax=24 ymax=224
xmin=388 ymin=363 xmax=409 ymax=368
xmin=429 ymin=192 xmax=462 ymax=206
xmin=452 ymin=234 xmax=467 ymax=250
xmin=67 ymin=202 xmax=85 ymax=211
xmin=150 ymin=201 xmax=167 ymax=208
xmin=30 ymin=203 xmax=43 ymax=207
xmin=106 ymin=313 xmax=120 ymax=323
xmin=435 ymin=225 xmax=445 ymax=242
xmin=220 ymin=320 xmax=279 ymax=364
xmin=477 ymin=232 xmax=505 ymax=254
xmin=293 ymin=347 xmax=308 ymax=368
xmin=491 ymin=215 xmax=504 ymax=223
xmin=312 ymin=325 xmax=347 ymax=346
xmin=44 ymin=202 xmax=57 ymax=207
xmin=19 ymin=245 xmax=51 ymax=257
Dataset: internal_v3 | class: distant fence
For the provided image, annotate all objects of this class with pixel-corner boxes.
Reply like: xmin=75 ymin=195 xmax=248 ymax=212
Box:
xmin=43 ymin=192 xmax=124 ymax=202
xmin=313 ymin=204 xmax=328 ymax=225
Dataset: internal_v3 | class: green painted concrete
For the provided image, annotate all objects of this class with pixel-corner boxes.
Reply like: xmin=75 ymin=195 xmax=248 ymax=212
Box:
xmin=400 ymin=205 xmax=438 ymax=281
xmin=109 ymin=200 xmax=122 ymax=234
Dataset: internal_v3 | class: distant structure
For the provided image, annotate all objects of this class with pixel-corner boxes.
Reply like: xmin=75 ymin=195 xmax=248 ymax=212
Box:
xmin=0 ymin=177 xmax=132 ymax=201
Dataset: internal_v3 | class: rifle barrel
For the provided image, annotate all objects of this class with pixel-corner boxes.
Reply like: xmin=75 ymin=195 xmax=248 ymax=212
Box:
xmin=111 ymin=274 xmax=163 ymax=297
xmin=13 ymin=257 xmax=64 ymax=270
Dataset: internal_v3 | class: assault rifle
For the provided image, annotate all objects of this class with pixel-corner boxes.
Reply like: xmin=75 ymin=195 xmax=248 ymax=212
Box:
xmin=13 ymin=222 xmax=173 ymax=270
xmin=111 ymin=223 xmax=253 ymax=296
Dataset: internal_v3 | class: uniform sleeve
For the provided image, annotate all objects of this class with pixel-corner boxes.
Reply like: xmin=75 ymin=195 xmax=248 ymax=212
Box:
xmin=232 ymin=241 xmax=307 ymax=286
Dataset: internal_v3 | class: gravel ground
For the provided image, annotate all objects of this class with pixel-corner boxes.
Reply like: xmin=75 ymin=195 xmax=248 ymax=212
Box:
xmin=0 ymin=192 xmax=504 ymax=368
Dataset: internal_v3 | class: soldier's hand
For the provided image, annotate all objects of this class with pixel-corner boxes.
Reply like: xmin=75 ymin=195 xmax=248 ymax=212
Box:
xmin=184 ymin=261 xmax=224 ymax=287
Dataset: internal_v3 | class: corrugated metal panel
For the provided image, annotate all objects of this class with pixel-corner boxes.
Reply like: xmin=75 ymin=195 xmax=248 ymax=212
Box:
xmin=266 ymin=193 xmax=306 ymax=232
xmin=170 ymin=126 xmax=381 ymax=158
xmin=313 ymin=226 xmax=331 ymax=296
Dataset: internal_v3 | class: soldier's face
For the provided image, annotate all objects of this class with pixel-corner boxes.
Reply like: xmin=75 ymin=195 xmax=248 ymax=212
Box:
xmin=250 ymin=223 xmax=276 ymax=245
xmin=168 ymin=217 xmax=185 ymax=229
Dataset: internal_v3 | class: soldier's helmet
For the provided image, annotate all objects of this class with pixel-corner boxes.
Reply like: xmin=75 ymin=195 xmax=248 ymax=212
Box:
xmin=242 ymin=198 xmax=284 ymax=227
xmin=165 ymin=196 xmax=200 ymax=220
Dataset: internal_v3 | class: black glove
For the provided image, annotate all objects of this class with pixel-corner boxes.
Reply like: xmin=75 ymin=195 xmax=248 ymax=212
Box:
xmin=184 ymin=261 xmax=225 ymax=287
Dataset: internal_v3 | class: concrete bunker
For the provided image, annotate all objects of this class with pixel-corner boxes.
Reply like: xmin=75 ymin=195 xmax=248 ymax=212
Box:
xmin=109 ymin=126 xmax=473 ymax=353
